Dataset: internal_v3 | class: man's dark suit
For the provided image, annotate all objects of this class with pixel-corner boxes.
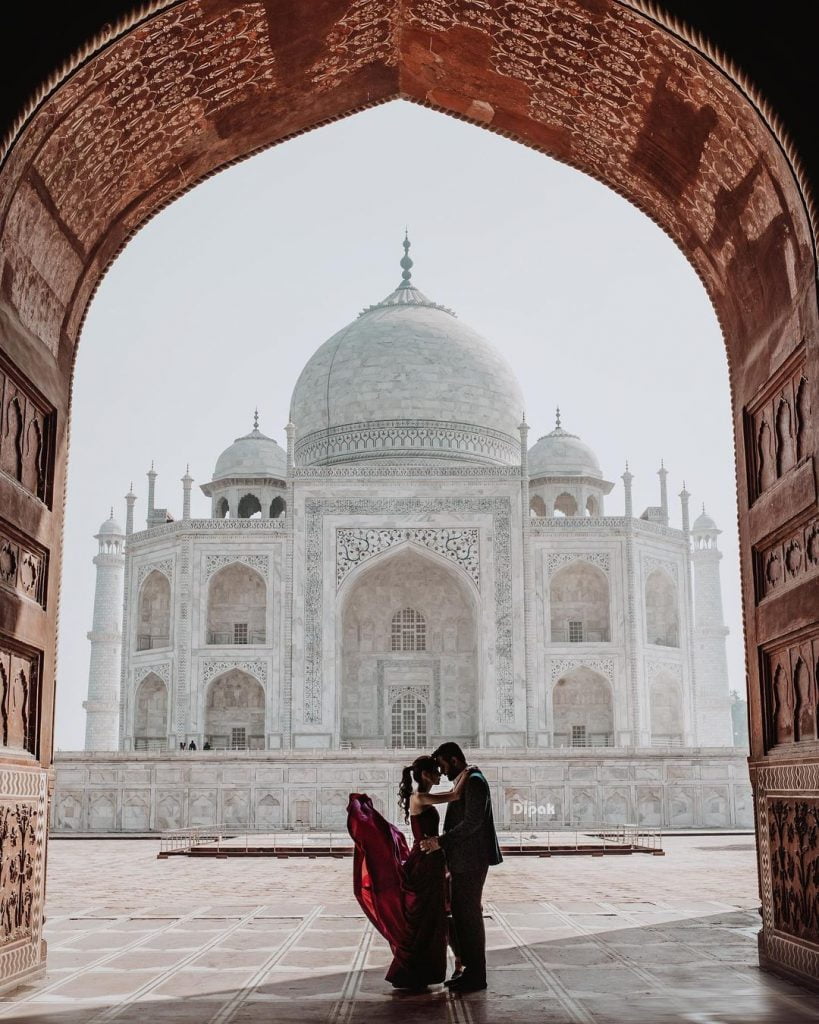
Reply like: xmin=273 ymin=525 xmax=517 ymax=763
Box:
xmin=438 ymin=769 xmax=502 ymax=984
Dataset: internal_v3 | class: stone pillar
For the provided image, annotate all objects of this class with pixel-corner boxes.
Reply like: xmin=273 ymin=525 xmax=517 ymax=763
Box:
xmin=691 ymin=509 xmax=733 ymax=745
xmin=679 ymin=483 xmax=698 ymax=744
xmin=282 ymin=422 xmax=296 ymax=749
xmin=658 ymin=461 xmax=669 ymax=526
xmin=519 ymin=418 xmax=536 ymax=746
xmin=181 ymin=466 xmax=193 ymax=520
xmin=622 ymin=465 xmax=644 ymax=745
xmin=83 ymin=513 xmax=125 ymax=750
xmin=146 ymin=463 xmax=157 ymax=529
xmin=119 ymin=487 xmax=137 ymax=749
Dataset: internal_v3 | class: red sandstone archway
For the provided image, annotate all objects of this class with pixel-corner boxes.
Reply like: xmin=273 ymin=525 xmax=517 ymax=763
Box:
xmin=0 ymin=0 xmax=816 ymax=992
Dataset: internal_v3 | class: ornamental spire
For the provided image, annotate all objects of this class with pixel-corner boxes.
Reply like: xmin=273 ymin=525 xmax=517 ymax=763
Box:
xmin=253 ymin=407 xmax=259 ymax=431
xmin=555 ymin=406 xmax=561 ymax=430
xmin=399 ymin=230 xmax=413 ymax=287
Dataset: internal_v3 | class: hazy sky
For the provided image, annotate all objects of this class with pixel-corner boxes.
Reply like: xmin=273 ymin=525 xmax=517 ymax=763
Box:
xmin=56 ymin=100 xmax=742 ymax=750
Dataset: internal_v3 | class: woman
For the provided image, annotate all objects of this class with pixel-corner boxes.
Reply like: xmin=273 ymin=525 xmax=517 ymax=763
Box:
xmin=347 ymin=756 xmax=473 ymax=989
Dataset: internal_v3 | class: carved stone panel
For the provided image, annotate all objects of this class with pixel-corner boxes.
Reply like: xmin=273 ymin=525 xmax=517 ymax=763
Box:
xmin=336 ymin=528 xmax=480 ymax=588
xmin=0 ymin=768 xmax=47 ymax=988
xmin=757 ymin=513 xmax=819 ymax=600
xmin=768 ymin=797 xmax=819 ymax=945
xmin=745 ymin=350 xmax=809 ymax=504
xmin=0 ymin=641 xmax=40 ymax=757
xmin=0 ymin=522 xmax=47 ymax=608
xmin=763 ymin=635 xmax=819 ymax=750
xmin=0 ymin=358 xmax=53 ymax=505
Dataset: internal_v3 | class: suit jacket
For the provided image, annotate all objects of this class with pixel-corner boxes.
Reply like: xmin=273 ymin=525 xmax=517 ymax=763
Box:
xmin=438 ymin=769 xmax=502 ymax=874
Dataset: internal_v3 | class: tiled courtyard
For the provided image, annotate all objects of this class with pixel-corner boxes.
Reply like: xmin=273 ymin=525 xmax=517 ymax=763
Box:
xmin=3 ymin=835 xmax=818 ymax=1023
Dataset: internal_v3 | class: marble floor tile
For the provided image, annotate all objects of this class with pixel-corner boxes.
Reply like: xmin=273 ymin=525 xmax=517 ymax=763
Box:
xmin=2 ymin=836 xmax=818 ymax=1024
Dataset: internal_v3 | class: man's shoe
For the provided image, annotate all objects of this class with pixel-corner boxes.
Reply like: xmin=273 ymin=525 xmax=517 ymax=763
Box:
xmin=447 ymin=975 xmax=487 ymax=993
xmin=443 ymin=970 xmax=463 ymax=987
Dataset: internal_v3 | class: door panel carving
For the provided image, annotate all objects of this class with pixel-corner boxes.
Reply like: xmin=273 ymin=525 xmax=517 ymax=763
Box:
xmin=0 ymin=769 xmax=47 ymax=988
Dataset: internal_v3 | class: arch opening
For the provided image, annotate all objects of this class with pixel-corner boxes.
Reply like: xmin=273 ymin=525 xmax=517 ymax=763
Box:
xmin=137 ymin=571 xmax=171 ymax=651
xmin=0 ymin=0 xmax=817 ymax=990
xmin=552 ymin=667 xmax=614 ymax=748
xmin=339 ymin=546 xmax=478 ymax=750
xmin=204 ymin=669 xmax=265 ymax=750
xmin=206 ymin=563 xmax=266 ymax=645
xmin=133 ymin=673 xmax=168 ymax=751
xmin=550 ymin=561 xmax=610 ymax=643
xmin=645 ymin=570 xmax=679 ymax=647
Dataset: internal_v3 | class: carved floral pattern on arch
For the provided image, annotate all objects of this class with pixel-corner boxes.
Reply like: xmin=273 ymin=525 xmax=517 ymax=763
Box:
xmin=402 ymin=0 xmax=812 ymax=313
xmin=768 ymin=798 xmax=819 ymax=944
xmin=546 ymin=552 xmax=609 ymax=576
xmin=310 ymin=0 xmax=399 ymax=90
xmin=336 ymin=527 xmax=480 ymax=588
xmin=205 ymin=554 xmax=269 ymax=582
xmin=31 ymin=3 xmax=279 ymax=251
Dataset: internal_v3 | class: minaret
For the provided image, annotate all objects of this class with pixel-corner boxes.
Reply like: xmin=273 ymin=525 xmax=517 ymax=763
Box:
xmin=83 ymin=510 xmax=125 ymax=751
xmin=691 ymin=505 xmax=733 ymax=745
xmin=519 ymin=414 xmax=536 ymax=745
xmin=658 ymin=460 xmax=669 ymax=526
xmin=146 ymin=463 xmax=157 ymax=529
xmin=621 ymin=462 xmax=643 ymax=743
xmin=124 ymin=484 xmax=137 ymax=537
xmin=181 ymin=465 xmax=193 ymax=520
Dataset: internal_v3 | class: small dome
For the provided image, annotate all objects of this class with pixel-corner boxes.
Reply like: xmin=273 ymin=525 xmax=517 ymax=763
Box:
xmin=97 ymin=511 xmax=123 ymax=536
xmin=528 ymin=415 xmax=602 ymax=479
xmin=289 ymin=238 xmax=524 ymax=467
xmin=693 ymin=507 xmax=719 ymax=533
xmin=213 ymin=420 xmax=286 ymax=482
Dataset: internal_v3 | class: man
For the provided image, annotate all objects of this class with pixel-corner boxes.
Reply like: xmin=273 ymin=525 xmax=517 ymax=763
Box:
xmin=420 ymin=742 xmax=502 ymax=993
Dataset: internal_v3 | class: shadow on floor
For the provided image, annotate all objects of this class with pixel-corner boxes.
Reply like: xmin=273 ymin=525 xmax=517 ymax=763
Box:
xmin=4 ymin=909 xmax=819 ymax=1024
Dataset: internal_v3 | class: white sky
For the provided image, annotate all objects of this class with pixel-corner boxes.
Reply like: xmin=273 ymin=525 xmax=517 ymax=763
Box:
xmin=55 ymin=100 xmax=744 ymax=750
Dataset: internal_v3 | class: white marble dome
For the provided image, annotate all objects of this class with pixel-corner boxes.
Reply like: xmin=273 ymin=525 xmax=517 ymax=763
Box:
xmin=213 ymin=421 xmax=286 ymax=481
xmin=97 ymin=511 xmax=123 ymax=536
xmin=528 ymin=418 xmax=602 ymax=479
xmin=693 ymin=508 xmax=719 ymax=533
xmin=289 ymin=241 xmax=524 ymax=467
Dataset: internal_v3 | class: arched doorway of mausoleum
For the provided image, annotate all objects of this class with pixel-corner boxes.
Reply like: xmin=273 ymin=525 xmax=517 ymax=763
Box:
xmin=552 ymin=667 xmax=615 ymax=749
xmin=132 ymin=672 xmax=169 ymax=752
xmin=204 ymin=668 xmax=265 ymax=751
xmin=338 ymin=545 xmax=479 ymax=751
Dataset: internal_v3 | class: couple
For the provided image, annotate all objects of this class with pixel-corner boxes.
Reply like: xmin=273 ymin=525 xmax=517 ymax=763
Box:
xmin=346 ymin=742 xmax=502 ymax=994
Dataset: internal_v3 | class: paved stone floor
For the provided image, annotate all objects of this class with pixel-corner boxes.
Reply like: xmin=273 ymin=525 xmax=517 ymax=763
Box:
xmin=3 ymin=836 xmax=819 ymax=1023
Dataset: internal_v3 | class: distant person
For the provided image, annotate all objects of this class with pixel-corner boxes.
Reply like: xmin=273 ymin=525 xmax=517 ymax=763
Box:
xmin=179 ymin=741 xmax=185 ymax=750
xmin=203 ymin=741 xmax=211 ymax=751
xmin=188 ymin=740 xmax=197 ymax=751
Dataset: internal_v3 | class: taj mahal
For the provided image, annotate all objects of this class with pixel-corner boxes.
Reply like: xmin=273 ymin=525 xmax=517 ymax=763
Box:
xmin=63 ymin=239 xmax=749 ymax=834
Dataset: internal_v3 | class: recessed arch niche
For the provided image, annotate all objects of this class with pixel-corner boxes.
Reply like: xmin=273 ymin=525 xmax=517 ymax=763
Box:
xmin=338 ymin=544 xmax=479 ymax=749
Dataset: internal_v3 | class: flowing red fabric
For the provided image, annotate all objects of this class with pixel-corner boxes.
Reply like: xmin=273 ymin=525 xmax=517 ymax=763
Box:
xmin=346 ymin=793 xmax=414 ymax=956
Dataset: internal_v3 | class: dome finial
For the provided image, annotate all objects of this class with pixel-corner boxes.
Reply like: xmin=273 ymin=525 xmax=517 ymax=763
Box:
xmin=555 ymin=406 xmax=562 ymax=430
xmin=109 ymin=506 xmax=114 ymax=519
xmin=400 ymin=230 xmax=413 ymax=287
xmin=253 ymin=408 xmax=259 ymax=431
